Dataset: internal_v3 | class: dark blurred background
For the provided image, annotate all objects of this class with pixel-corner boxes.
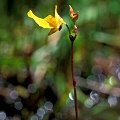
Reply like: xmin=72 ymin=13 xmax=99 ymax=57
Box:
xmin=0 ymin=0 xmax=120 ymax=120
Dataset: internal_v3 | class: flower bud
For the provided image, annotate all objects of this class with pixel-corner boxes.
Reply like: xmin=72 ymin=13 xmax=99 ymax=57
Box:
xmin=73 ymin=25 xmax=78 ymax=35
xmin=69 ymin=5 xmax=79 ymax=22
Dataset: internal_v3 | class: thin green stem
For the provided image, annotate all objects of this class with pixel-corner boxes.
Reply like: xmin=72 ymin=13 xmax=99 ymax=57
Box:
xmin=71 ymin=40 xmax=78 ymax=120
xmin=66 ymin=24 xmax=71 ymax=35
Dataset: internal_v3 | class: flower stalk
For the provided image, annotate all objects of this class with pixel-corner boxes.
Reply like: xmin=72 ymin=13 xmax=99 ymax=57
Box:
xmin=66 ymin=23 xmax=78 ymax=120
xmin=70 ymin=34 xmax=78 ymax=120
xmin=67 ymin=5 xmax=79 ymax=120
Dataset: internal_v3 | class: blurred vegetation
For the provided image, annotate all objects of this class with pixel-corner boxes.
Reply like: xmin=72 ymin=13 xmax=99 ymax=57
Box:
xmin=0 ymin=0 xmax=120 ymax=120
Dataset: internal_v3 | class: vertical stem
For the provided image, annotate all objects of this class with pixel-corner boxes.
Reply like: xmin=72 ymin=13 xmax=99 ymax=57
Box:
xmin=71 ymin=40 xmax=78 ymax=120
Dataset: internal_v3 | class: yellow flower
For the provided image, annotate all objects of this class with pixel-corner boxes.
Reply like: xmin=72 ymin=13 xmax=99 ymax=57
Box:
xmin=69 ymin=5 xmax=79 ymax=22
xmin=27 ymin=5 xmax=66 ymax=35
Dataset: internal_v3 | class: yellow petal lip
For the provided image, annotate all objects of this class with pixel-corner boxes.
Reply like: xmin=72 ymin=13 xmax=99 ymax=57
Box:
xmin=27 ymin=10 xmax=53 ymax=28
xmin=27 ymin=5 xmax=66 ymax=35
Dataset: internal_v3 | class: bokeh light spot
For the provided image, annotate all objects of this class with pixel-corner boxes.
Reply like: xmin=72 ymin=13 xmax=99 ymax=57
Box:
xmin=28 ymin=83 xmax=37 ymax=93
xmin=109 ymin=77 xmax=116 ymax=85
xmin=90 ymin=91 xmax=100 ymax=104
xmin=14 ymin=102 xmax=23 ymax=110
xmin=37 ymin=108 xmax=45 ymax=117
xmin=84 ymin=99 xmax=94 ymax=108
xmin=13 ymin=115 xmax=21 ymax=120
xmin=0 ymin=111 xmax=6 ymax=120
xmin=31 ymin=115 xmax=38 ymax=120
xmin=86 ymin=75 xmax=97 ymax=86
xmin=108 ymin=95 xmax=118 ymax=107
xmin=10 ymin=90 xmax=18 ymax=99
xmin=44 ymin=101 xmax=53 ymax=111
xmin=98 ymin=74 xmax=106 ymax=82
xmin=69 ymin=92 xmax=74 ymax=100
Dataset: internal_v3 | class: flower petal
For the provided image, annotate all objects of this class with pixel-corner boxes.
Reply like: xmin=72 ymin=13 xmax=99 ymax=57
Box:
xmin=55 ymin=5 xmax=66 ymax=25
xmin=55 ymin=5 xmax=60 ymax=21
xmin=44 ymin=15 xmax=57 ymax=28
xmin=27 ymin=10 xmax=53 ymax=28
